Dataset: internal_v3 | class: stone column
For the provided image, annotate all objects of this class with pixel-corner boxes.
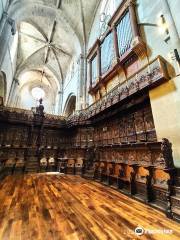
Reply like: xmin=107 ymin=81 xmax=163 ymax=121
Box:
xmin=0 ymin=12 xmax=16 ymax=66
xmin=57 ymin=90 xmax=63 ymax=115
xmin=7 ymin=78 xmax=19 ymax=107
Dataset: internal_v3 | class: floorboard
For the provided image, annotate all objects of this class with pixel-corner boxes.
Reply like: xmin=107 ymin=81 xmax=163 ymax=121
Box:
xmin=0 ymin=173 xmax=179 ymax=240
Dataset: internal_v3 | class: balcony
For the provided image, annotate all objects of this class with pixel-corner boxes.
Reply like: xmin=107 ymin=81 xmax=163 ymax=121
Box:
xmin=68 ymin=56 xmax=169 ymax=125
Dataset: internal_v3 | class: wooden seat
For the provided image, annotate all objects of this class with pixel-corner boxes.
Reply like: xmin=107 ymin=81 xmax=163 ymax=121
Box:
xmin=4 ymin=158 xmax=16 ymax=175
xmin=109 ymin=164 xmax=122 ymax=187
xmin=66 ymin=158 xmax=75 ymax=174
xmin=119 ymin=164 xmax=134 ymax=194
xmin=93 ymin=162 xmax=100 ymax=179
xmin=0 ymin=159 xmax=6 ymax=179
xmin=103 ymin=163 xmax=113 ymax=184
xmin=48 ymin=157 xmax=56 ymax=171
xmin=152 ymin=169 xmax=170 ymax=210
xmin=99 ymin=162 xmax=107 ymax=182
xmin=135 ymin=166 xmax=151 ymax=201
xmin=57 ymin=158 xmax=67 ymax=173
xmin=14 ymin=158 xmax=25 ymax=174
xmin=75 ymin=158 xmax=84 ymax=175
xmin=40 ymin=157 xmax=47 ymax=172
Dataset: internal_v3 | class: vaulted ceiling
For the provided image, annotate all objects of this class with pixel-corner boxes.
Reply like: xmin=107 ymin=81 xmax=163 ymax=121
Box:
xmin=7 ymin=0 xmax=101 ymax=111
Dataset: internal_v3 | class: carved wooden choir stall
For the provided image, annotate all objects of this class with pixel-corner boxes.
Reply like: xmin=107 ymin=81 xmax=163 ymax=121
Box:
xmin=0 ymin=0 xmax=179 ymax=223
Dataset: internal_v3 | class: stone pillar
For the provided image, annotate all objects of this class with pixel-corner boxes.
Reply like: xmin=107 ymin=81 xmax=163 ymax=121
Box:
xmin=7 ymin=78 xmax=19 ymax=107
xmin=57 ymin=90 xmax=63 ymax=115
xmin=0 ymin=12 xmax=16 ymax=66
xmin=86 ymin=60 xmax=91 ymax=107
xmin=75 ymin=55 xmax=82 ymax=111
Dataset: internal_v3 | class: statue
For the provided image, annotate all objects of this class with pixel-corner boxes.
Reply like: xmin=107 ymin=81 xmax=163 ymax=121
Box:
xmin=35 ymin=98 xmax=44 ymax=116
xmin=161 ymin=138 xmax=174 ymax=169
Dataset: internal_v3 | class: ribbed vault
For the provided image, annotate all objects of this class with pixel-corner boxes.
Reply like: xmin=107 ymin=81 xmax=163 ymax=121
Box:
xmin=7 ymin=0 xmax=101 ymax=113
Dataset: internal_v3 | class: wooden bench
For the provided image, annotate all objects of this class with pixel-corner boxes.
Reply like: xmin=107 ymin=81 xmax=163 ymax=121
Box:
xmin=75 ymin=157 xmax=84 ymax=175
xmin=40 ymin=157 xmax=48 ymax=172
xmin=14 ymin=158 xmax=25 ymax=174
xmin=152 ymin=169 xmax=170 ymax=210
xmin=48 ymin=157 xmax=56 ymax=172
xmin=4 ymin=158 xmax=16 ymax=175
xmin=93 ymin=162 xmax=100 ymax=179
xmin=98 ymin=162 xmax=107 ymax=181
xmin=135 ymin=166 xmax=152 ymax=202
xmin=119 ymin=164 xmax=134 ymax=195
xmin=109 ymin=164 xmax=122 ymax=188
xmin=66 ymin=158 xmax=75 ymax=174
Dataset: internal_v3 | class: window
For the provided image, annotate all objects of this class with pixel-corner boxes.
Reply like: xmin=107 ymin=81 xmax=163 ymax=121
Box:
xmin=116 ymin=11 xmax=133 ymax=56
xmin=100 ymin=0 xmax=120 ymax=36
xmin=91 ymin=55 xmax=98 ymax=85
xmin=31 ymin=87 xmax=45 ymax=100
xmin=101 ymin=32 xmax=115 ymax=75
xmin=88 ymin=0 xmax=140 ymax=93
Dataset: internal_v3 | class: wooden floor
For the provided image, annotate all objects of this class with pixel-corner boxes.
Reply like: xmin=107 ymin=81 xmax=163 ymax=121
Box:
xmin=0 ymin=174 xmax=179 ymax=240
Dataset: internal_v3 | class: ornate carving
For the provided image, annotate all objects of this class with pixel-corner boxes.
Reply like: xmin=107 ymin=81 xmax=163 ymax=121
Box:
xmin=161 ymin=138 xmax=174 ymax=169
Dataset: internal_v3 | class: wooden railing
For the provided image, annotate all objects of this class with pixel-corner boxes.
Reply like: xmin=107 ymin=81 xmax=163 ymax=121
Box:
xmin=68 ymin=56 xmax=169 ymax=125
xmin=0 ymin=56 xmax=169 ymax=127
xmin=0 ymin=106 xmax=66 ymax=126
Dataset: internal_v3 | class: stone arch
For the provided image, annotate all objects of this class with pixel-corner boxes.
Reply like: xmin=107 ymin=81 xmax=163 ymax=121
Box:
xmin=0 ymin=71 xmax=7 ymax=104
xmin=63 ymin=93 xmax=76 ymax=117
